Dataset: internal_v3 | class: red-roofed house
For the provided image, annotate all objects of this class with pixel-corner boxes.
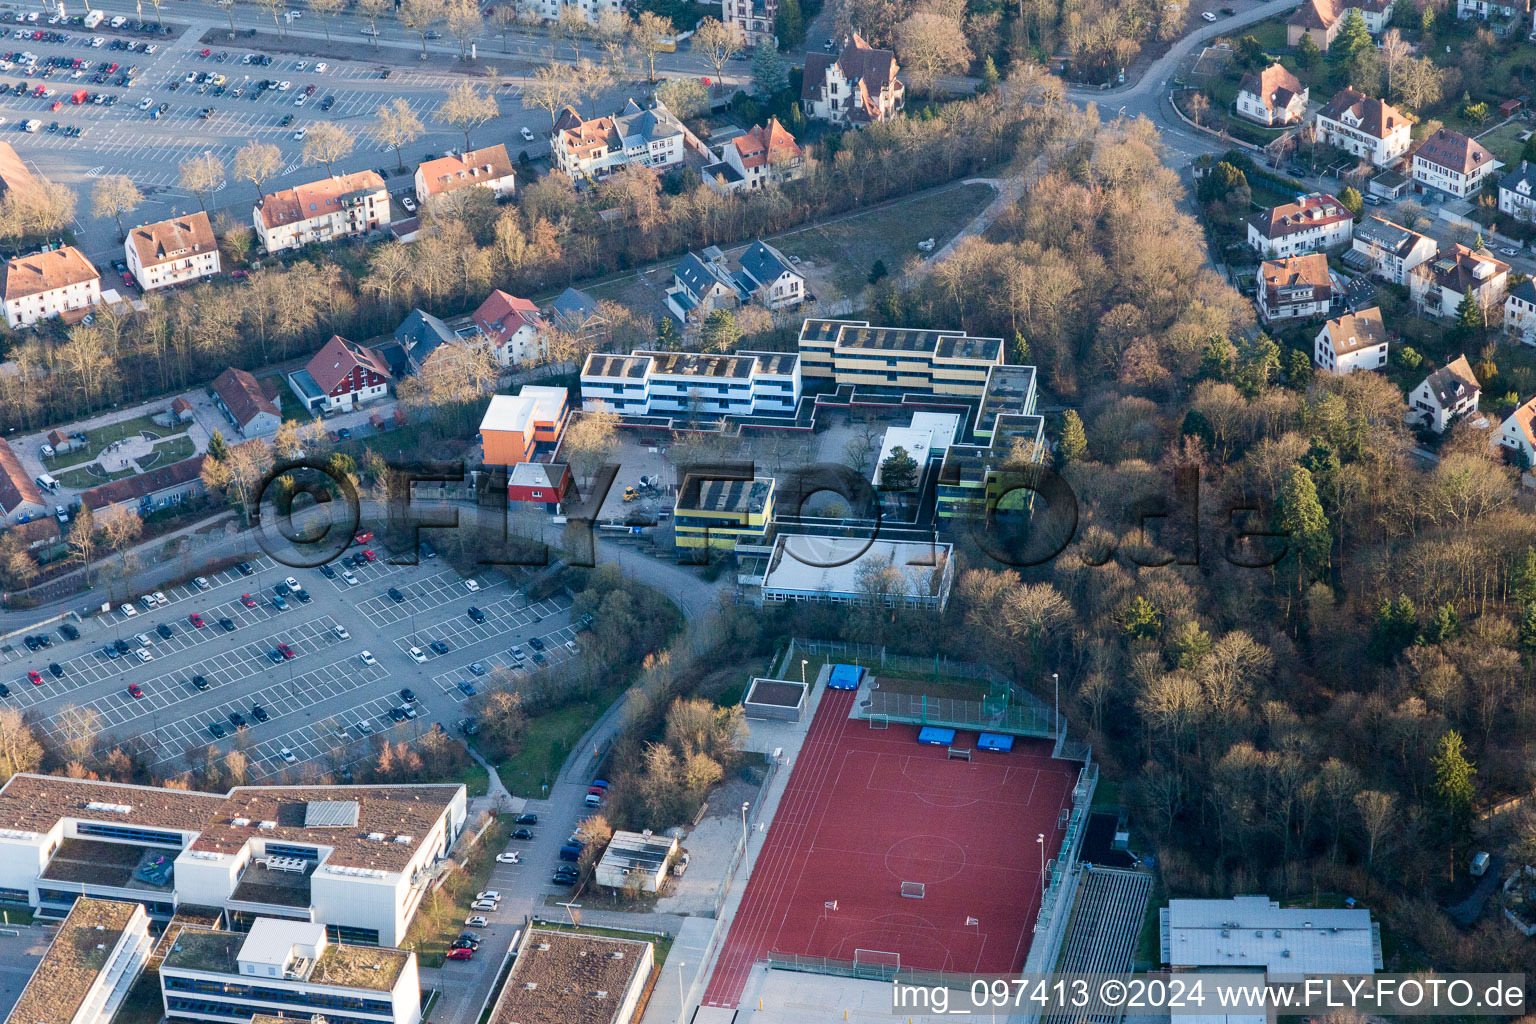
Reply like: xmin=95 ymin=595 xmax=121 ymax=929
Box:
xmin=254 ymin=171 xmax=389 ymax=254
xmin=1289 ymin=0 xmax=1395 ymax=48
xmin=1411 ymin=127 xmax=1502 ymax=198
xmin=0 ymin=438 xmax=45 ymax=525
xmin=1235 ymin=64 xmax=1309 ymax=127
xmin=1314 ymin=88 xmax=1412 ymax=167
xmin=2 ymin=246 xmax=101 ymax=328
xmin=703 ymin=119 xmax=806 ymax=195
xmin=211 ymin=367 xmax=282 ymax=438
xmin=508 ymin=461 xmax=572 ymax=510
xmin=1258 ymin=253 xmax=1334 ymax=323
xmin=472 ymin=290 xmax=546 ymax=368
xmin=413 ymin=145 xmax=517 ymax=203
xmin=287 ymin=335 xmax=393 ymax=414
xmin=1247 ymin=192 xmax=1354 ymax=258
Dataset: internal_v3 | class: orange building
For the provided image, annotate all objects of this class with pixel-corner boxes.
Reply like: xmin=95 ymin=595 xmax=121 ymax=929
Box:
xmin=478 ymin=386 xmax=570 ymax=466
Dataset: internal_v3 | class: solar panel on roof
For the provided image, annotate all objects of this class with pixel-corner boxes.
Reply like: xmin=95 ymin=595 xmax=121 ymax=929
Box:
xmin=304 ymin=800 xmax=360 ymax=828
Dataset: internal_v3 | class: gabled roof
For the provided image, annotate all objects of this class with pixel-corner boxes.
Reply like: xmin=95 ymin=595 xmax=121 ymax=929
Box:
xmin=737 ymin=239 xmax=797 ymax=289
xmin=548 ymin=287 xmax=604 ymax=330
xmin=1317 ymin=88 xmax=1409 ymax=140
xmin=394 ymin=308 xmax=458 ymax=368
xmin=211 ymin=367 xmax=279 ymax=429
xmin=80 ymin=455 xmax=207 ymax=510
xmin=128 ymin=211 xmax=216 ymax=269
xmin=1261 ymin=253 xmax=1332 ymax=300
xmin=1414 ymin=128 xmax=1499 ymax=176
xmin=730 ymin=118 xmax=802 ymax=169
xmin=1288 ymin=0 xmax=1337 ymax=29
xmin=615 ymin=97 xmax=685 ymax=146
xmin=1501 ymin=159 xmax=1536 ymax=197
xmin=416 ymin=144 xmax=515 ymax=197
xmin=3 ymin=246 xmax=99 ymax=302
xmin=1320 ymin=305 xmax=1386 ymax=355
xmin=0 ymin=438 xmax=43 ymax=512
xmin=1504 ymin=396 xmax=1536 ymax=449
xmin=1421 ymin=354 xmax=1480 ymax=406
xmin=675 ymin=251 xmax=738 ymax=297
xmin=803 ymin=33 xmax=902 ymax=122
xmin=473 ymin=289 xmax=542 ymax=342
xmin=1237 ymin=63 xmax=1306 ymax=115
xmin=1422 ymin=243 xmax=1509 ymax=292
xmin=304 ymin=335 xmax=393 ymax=394
xmin=1354 ymin=215 xmax=1431 ymax=257
xmin=258 ymin=171 xmax=386 ymax=229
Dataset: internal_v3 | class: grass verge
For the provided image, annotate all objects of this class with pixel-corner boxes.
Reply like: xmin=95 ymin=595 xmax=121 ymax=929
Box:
xmin=404 ymin=815 xmax=514 ymax=967
xmin=493 ymin=683 xmax=628 ymax=798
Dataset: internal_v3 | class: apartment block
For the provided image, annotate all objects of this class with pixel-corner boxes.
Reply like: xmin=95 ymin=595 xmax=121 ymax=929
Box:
xmin=797 ymin=318 xmax=1004 ymax=395
xmin=580 ymin=350 xmax=801 ymax=417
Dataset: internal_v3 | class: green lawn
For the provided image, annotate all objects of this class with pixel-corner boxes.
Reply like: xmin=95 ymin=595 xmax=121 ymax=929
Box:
xmin=147 ymin=435 xmax=197 ymax=465
xmin=492 ymin=684 xmax=630 ymax=799
xmin=528 ymin=921 xmax=674 ymax=966
xmin=774 ymin=183 xmax=996 ymax=299
xmin=42 ymin=412 xmax=192 ymax=473
xmin=872 ymin=672 xmax=990 ymax=703
xmin=55 ymin=462 xmax=137 ymax=489
xmin=405 ymin=816 xmax=514 ymax=967
xmin=441 ymin=756 xmax=492 ymax=798
xmin=1476 ymin=119 xmax=1529 ymax=167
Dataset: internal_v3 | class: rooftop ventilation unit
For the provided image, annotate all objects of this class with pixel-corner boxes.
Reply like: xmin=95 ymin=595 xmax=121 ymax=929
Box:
xmin=231 ymin=818 xmax=251 ymax=827
xmin=393 ymin=835 xmax=412 ymax=844
xmin=367 ymin=832 xmax=386 ymax=841
xmin=85 ymin=802 xmax=133 ymax=814
xmin=258 ymin=821 xmax=276 ymax=830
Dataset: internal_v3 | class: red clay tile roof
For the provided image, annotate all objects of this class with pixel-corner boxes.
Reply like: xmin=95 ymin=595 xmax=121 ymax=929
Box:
xmin=473 ymin=289 xmax=542 ymax=343
xmin=304 ymin=335 xmax=393 ymax=395
xmin=1321 ymin=305 xmax=1386 ymax=355
xmin=416 ymin=144 xmax=515 ymax=197
xmin=1249 ymin=193 xmax=1351 ymax=239
xmin=731 ymin=118 xmax=802 ymax=169
xmin=1237 ymin=64 xmax=1305 ymax=116
xmin=1261 ymin=253 xmax=1333 ymax=304
xmin=0 ymin=438 xmax=43 ymax=513
xmin=128 ymin=211 xmax=217 ymax=269
xmin=554 ymin=108 xmax=619 ymax=162
xmin=212 ymin=367 xmax=280 ymax=429
xmin=258 ymin=171 xmax=386 ymax=230
xmin=79 ymin=454 xmax=206 ymax=511
xmin=1318 ymin=88 xmax=1409 ymax=140
xmin=3 ymin=246 xmax=99 ymax=302
xmin=1288 ymin=0 xmax=1336 ymax=30
xmin=1414 ymin=127 xmax=1498 ymax=176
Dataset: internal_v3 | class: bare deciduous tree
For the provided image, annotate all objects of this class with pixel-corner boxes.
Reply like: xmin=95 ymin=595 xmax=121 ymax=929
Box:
xmin=632 ymin=11 xmax=675 ymax=83
xmin=435 ymin=80 xmax=499 ymax=149
xmin=233 ymin=140 xmax=284 ymax=200
xmin=400 ymin=0 xmax=443 ymax=54
xmin=309 ymin=0 xmax=344 ymax=41
xmin=90 ymin=174 xmax=142 ymax=238
xmin=693 ymin=16 xmax=745 ymax=80
xmin=521 ymin=61 xmax=580 ymax=126
xmin=369 ymin=98 xmax=426 ymax=172
xmin=357 ymin=0 xmax=389 ymax=46
xmin=178 ymin=151 xmax=225 ymax=212
xmin=301 ymin=121 xmax=356 ymax=175
xmin=894 ymin=10 xmax=971 ymax=94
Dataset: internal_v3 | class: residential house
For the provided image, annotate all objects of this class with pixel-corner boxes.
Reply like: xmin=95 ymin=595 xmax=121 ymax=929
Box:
xmin=124 ymin=211 xmax=220 ymax=292
xmin=79 ymin=454 xmax=206 ymax=514
xmin=802 ymin=33 xmax=905 ymax=127
xmin=526 ymin=0 xmax=621 ymax=24
xmin=478 ymin=387 xmax=570 ymax=466
xmin=1288 ymin=0 xmax=1395 ymax=47
xmin=393 ymin=308 xmax=462 ymax=374
xmin=1408 ymin=244 xmax=1509 ymax=319
xmin=724 ymin=0 xmax=777 ymax=44
xmin=666 ymin=248 xmax=744 ymax=322
xmin=550 ymin=99 xmax=706 ymax=184
xmin=0 ymin=439 xmax=46 ymax=525
xmin=1411 ymin=127 xmax=1501 ymax=198
xmin=1348 ymin=215 xmax=1437 ymax=283
xmin=1314 ymin=306 xmax=1388 ymax=374
xmin=159 ymin=919 xmax=421 ymax=1024
xmin=1314 ymin=88 xmax=1413 ymax=167
xmin=1235 ymin=64 xmax=1309 ymax=126
xmin=736 ymin=239 xmax=805 ymax=309
xmin=254 ymin=171 xmax=390 ymax=254
xmin=581 ymin=350 xmax=801 ymax=417
xmin=1506 ymin=278 xmax=1536 ymax=340
xmin=666 ymin=241 xmax=806 ymax=321
xmin=287 ymin=335 xmax=393 ymax=414
xmin=704 ymin=118 xmax=807 ymax=194
xmin=472 ymin=289 xmax=546 ymax=368
xmin=413 ymin=144 xmax=516 ymax=204
xmin=1494 ymin=396 xmax=1536 ymax=465
xmin=1408 ymin=354 xmax=1480 ymax=432
xmin=507 ymin=462 xmax=571 ymax=510
xmin=210 ymin=367 xmax=281 ymax=438
xmin=1246 ymin=192 xmax=1354 ymax=258
xmin=1257 ymin=253 xmax=1334 ymax=323
xmin=798 ymin=318 xmax=1008 ymax=396
xmin=1497 ymin=160 xmax=1536 ymax=222
xmin=0 ymin=141 xmax=38 ymax=199
xmin=7 ymin=898 xmax=151 ymax=1024
xmin=2 ymin=246 xmax=100 ymax=328
xmin=546 ymin=286 xmax=609 ymax=349
xmin=1458 ymin=0 xmax=1517 ymax=19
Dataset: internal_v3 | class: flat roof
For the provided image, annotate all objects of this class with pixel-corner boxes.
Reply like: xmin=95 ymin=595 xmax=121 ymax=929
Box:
xmin=5 ymin=897 xmax=141 ymax=1024
xmin=1163 ymin=897 xmax=1380 ymax=974
xmin=584 ymin=353 xmax=651 ymax=379
xmin=741 ymin=350 xmax=799 ymax=376
xmin=309 ymin=940 xmax=411 ymax=991
xmin=598 ymin=831 xmax=677 ymax=876
xmin=675 ymin=475 xmax=772 ymax=515
xmin=480 ymin=388 xmax=568 ymax=435
xmin=646 ymin=351 xmax=755 ymax=379
xmin=744 ymin=678 xmax=807 ymax=708
xmin=492 ymin=929 xmax=652 ymax=1024
xmin=762 ymin=537 xmax=952 ymax=600
xmin=163 ymin=925 xmax=408 ymax=992
xmin=872 ymin=424 xmax=940 ymax=487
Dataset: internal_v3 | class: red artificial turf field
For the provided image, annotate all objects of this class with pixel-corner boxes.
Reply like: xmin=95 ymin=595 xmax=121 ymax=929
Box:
xmin=702 ymin=687 xmax=1078 ymax=1008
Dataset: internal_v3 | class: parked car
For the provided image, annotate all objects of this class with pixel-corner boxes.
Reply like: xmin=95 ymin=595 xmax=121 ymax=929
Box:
xmin=126 ymin=683 xmax=143 ymax=698
xmin=219 ymin=617 xmax=236 ymax=631
xmin=252 ymin=704 xmax=269 ymax=722
xmin=429 ymin=640 xmax=449 ymax=655
xmin=194 ymin=576 xmax=211 ymax=590
xmin=388 ymin=587 xmax=404 ymax=602
xmin=360 ymin=650 xmax=377 ymax=665
xmin=241 ymin=593 xmax=256 ymax=607
xmin=191 ymin=674 xmax=209 ymax=690
xmin=333 ymin=625 xmax=350 ymax=640
xmin=511 ymin=828 xmax=534 ymax=841
xmin=514 ymin=812 xmax=538 ymax=825
xmin=408 ymin=646 xmax=427 ymax=663
xmin=468 ymin=606 xmax=485 ymax=623
xmin=465 ymin=915 xmax=488 ymax=927
xmin=401 ymin=687 xmax=417 ymax=703
xmin=496 ymin=851 xmax=521 ymax=863
xmin=446 ymin=946 xmax=474 ymax=960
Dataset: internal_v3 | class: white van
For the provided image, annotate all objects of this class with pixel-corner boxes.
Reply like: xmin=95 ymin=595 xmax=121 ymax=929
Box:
xmin=22 ymin=119 xmax=40 ymax=133
xmin=34 ymin=472 xmax=58 ymax=491
xmin=583 ymin=793 xmax=602 ymax=808
xmin=39 ymin=443 xmax=54 ymax=459
xmin=82 ymin=9 xmax=104 ymax=28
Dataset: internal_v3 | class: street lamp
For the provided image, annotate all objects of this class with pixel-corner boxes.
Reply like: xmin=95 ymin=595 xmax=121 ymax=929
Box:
xmin=1051 ymin=672 xmax=1059 ymax=732
xmin=1036 ymin=834 xmax=1046 ymax=896
xmin=676 ymin=960 xmax=686 ymax=1010
xmin=740 ymin=801 xmax=750 ymax=850
xmin=800 ymin=659 xmax=807 ymax=686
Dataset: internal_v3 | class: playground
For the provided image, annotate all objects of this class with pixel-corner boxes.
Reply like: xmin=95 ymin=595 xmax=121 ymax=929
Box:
xmin=701 ymin=687 xmax=1078 ymax=1009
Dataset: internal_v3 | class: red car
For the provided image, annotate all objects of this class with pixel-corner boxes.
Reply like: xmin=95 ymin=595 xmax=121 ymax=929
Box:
xmin=26 ymin=670 xmax=41 ymax=686
xmin=446 ymin=947 xmax=474 ymax=961
xmin=127 ymin=684 xmax=144 ymax=698
xmin=362 ymin=549 xmax=377 ymax=562
xmin=229 ymin=269 xmax=248 ymax=279
xmin=198 ymin=47 xmax=210 ymax=56
xmin=189 ymin=612 xmax=205 ymax=628
xmin=276 ymin=643 xmax=294 ymax=659
xmin=240 ymin=593 xmax=256 ymax=608
xmin=354 ymin=531 xmax=374 ymax=544
xmin=49 ymin=100 xmax=60 ymax=110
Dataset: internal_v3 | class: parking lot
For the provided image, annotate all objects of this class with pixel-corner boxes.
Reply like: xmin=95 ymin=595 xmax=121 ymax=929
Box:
xmin=5 ymin=540 xmax=579 ymax=783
